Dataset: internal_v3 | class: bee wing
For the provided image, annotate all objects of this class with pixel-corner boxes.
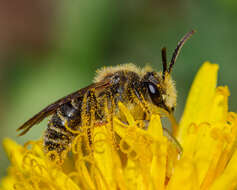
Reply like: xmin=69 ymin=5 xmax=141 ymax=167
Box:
xmin=17 ymin=80 xmax=111 ymax=136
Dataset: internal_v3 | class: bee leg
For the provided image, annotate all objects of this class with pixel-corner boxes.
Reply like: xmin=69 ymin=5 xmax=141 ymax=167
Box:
xmin=94 ymin=120 xmax=108 ymax=127
xmin=82 ymin=89 xmax=97 ymax=148
xmin=105 ymin=92 xmax=118 ymax=149
xmin=131 ymin=85 xmax=150 ymax=119
xmin=163 ymin=128 xmax=183 ymax=155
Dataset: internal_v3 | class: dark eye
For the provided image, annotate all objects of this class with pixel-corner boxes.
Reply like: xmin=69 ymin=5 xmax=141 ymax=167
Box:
xmin=147 ymin=82 xmax=160 ymax=96
xmin=146 ymin=82 xmax=161 ymax=105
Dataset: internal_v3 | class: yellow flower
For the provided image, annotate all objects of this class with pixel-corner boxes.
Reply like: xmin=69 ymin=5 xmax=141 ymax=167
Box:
xmin=1 ymin=62 xmax=237 ymax=190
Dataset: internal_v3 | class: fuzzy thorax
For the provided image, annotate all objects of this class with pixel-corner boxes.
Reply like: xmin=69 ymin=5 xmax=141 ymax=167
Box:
xmin=94 ymin=63 xmax=177 ymax=110
xmin=93 ymin=63 xmax=152 ymax=83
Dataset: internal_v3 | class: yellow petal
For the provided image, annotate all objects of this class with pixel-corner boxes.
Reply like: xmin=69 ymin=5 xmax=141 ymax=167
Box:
xmin=208 ymin=86 xmax=229 ymax=123
xmin=147 ymin=115 xmax=163 ymax=141
xmin=148 ymin=115 xmax=167 ymax=190
xmin=1 ymin=175 xmax=15 ymax=190
xmin=93 ymin=125 xmax=116 ymax=190
xmin=209 ymin=151 xmax=237 ymax=190
xmin=3 ymin=138 xmax=80 ymax=190
xmin=178 ymin=62 xmax=219 ymax=143
xmin=150 ymin=140 xmax=167 ymax=190
xmin=166 ymin=157 xmax=199 ymax=190
xmin=3 ymin=138 xmax=25 ymax=170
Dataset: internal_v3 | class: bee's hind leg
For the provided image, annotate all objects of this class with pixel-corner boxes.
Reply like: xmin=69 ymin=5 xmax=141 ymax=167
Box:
xmin=81 ymin=89 xmax=98 ymax=148
xmin=104 ymin=92 xmax=119 ymax=149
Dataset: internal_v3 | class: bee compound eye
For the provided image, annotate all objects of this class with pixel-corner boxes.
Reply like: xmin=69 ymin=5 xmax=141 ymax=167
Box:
xmin=147 ymin=82 xmax=159 ymax=96
xmin=148 ymin=83 xmax=156 ymax=94
xmin=146 ymin=82 xmax=161 ymax=105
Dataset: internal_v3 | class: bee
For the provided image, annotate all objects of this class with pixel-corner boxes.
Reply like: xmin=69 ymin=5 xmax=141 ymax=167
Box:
xmin=17 ymin=30 xmax=195 ymax=156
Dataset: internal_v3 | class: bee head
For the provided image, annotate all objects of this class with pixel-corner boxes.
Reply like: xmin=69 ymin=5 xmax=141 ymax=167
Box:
xmin=142 ymin=71 xmax=176 ymax=113
xmin=142 ymin=30 xmax=195 ymax=113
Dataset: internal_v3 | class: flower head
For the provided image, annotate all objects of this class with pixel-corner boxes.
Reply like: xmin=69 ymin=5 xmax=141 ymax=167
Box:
xmin=1 ymin=62 xmax=237 ymax=190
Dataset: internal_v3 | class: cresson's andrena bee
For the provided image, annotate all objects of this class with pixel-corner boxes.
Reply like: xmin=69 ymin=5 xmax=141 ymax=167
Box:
xmin=17 ymin=30 xmax=195 ymax=156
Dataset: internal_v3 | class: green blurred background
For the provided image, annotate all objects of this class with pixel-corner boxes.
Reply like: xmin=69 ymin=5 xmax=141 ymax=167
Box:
xmin=0 ymin=0 xmax=237 ymax=177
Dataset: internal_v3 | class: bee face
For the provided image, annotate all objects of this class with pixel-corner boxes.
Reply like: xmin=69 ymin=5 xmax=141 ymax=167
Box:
xmin=142 ymin=71 xmax=176 ymax=113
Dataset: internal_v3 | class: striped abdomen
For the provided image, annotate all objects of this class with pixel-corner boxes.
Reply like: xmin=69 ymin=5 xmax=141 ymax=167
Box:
xmin=44 ymin=100 xmax=82 ymax=154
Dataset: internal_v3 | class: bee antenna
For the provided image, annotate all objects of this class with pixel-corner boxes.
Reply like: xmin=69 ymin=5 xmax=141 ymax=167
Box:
xmin=168 ymin=30 xmax=196 ymax=73
xmin=161 ymin=47 xmax=167 ymax=79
